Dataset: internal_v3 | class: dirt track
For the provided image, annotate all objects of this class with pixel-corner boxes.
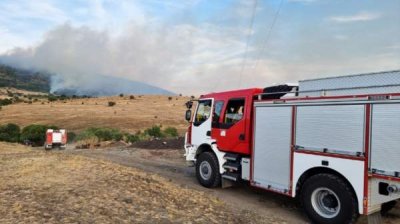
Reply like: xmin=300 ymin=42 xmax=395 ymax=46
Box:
xmin=67 ymin=146 xmax=400 ymax=224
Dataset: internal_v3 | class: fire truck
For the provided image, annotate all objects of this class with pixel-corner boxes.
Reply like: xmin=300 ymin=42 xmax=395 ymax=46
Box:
xmin=184 ymin=70 xmax=400 ymax=224
xmin=45 ymin=129 xmax=67 ymax=150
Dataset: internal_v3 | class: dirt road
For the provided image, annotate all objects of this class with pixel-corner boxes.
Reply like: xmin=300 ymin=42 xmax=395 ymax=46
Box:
xmin=67 ymin=146 xmax=400 ymax=224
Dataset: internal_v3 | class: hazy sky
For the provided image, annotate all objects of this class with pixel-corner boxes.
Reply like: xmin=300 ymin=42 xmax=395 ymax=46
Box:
xmin=0 ymin=0 xmax=399 ymax=94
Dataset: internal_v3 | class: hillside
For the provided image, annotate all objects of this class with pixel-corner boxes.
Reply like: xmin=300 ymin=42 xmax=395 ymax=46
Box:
xmin=0 ymin=64 xmax=50 ymax=93
xmin=53 ymin=74 xmax=175 ymax=96
xmin=0 ymin=95 xmax=189 ymax=134
xmin=0 ymin=64 xmax=174 ymax=96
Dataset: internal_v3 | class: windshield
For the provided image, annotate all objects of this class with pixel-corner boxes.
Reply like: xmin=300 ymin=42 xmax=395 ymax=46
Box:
xmin=194 ymin=99 xmax=212 ymax=126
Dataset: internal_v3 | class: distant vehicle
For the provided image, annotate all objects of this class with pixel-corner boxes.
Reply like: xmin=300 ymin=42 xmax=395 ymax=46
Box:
xmin=184 ymin=70 xmax=400 ymax=224
xmin=45 ymin=129 xmax=67 ymax=150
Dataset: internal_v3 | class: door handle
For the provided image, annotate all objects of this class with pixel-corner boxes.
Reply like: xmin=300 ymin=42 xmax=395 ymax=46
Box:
xmin=239 ymin=134 xmax=245 ymax=140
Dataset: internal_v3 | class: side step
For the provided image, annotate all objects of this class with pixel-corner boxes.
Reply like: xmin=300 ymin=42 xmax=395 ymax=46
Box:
xmin=223 ymin=161 xmax=240 ymax=171
xmin=222 ymin=153 xmax=242 ymax=187
xmin=224 ymin=153 xmax=240 ymax=162
xmin=222 ymin=172 xmax=239 ymax=182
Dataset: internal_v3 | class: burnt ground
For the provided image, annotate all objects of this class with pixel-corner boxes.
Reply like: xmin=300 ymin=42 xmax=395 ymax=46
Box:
xmin=130 ymin=137 xmax=185 ymax=149
xmin=66 ymin=145 xmax=400 ymax=224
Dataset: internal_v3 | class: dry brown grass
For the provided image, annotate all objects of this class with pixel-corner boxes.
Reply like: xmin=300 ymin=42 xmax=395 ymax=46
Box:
xmin=0 ymin=142 xmax=275 ymax=223
xmin=0 ymin=94 xmax=189 ymax=134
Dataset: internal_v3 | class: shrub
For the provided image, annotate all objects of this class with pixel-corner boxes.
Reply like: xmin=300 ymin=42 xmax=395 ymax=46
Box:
xmin=20 ymin=124 xmax=54 ymax=146
xmin=77 ymin=127 xmax=123 ymax=142
xmin=168 ymin=96 xmax=173 ymax=101
xmin=163 ymin=127 xmax=178 ymax=138
xmin=67 ymin=131 xmax=77 ymax=143
xmin=144 ymin=125 xmax=164 ymax=138
xmin=108 ymin=101 xmax=116 ymax=107
xmin=94 ymin=128 xmax=122 ymax=141
xmin=129 ymin=95 xmax=135 ymax=100
xmin=0 ymin=123 xmax=21 ymax=142
xmin=119 ymin=93 xmax=124 ymax=97
xmin=76 ymin=129 xmax=97 ymax=141
xmin=0 ymin=98 xmax=13 ymax=106
xmin=124 ymin=133 xmax=140 ymax=143
xmin=48 ymin=95 xmax=58 ymax=102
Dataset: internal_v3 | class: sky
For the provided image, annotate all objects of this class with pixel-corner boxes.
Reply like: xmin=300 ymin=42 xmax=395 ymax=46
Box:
xmin=0 ymin=0 xmax=399 ymax=94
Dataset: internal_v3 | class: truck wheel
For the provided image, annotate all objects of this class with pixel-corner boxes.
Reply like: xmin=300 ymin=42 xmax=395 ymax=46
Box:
xmin=196 ymin=152 xmax=221 ymax=188
xmin=301 ymin=173 xmax=358 ymax=224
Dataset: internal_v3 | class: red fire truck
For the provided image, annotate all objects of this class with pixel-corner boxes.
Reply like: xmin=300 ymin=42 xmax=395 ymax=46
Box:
xmin=45 ymin=129 xmax=67 ymax=150
xmin=184 ymin=71 xmax=400 ymax=223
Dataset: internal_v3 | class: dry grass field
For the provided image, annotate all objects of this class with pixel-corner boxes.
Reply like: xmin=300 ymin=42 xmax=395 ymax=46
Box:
xmin=0 ymin=142 xmax=277 ymax=224
xmin=0 ymin=92 xmax=189 ymax=134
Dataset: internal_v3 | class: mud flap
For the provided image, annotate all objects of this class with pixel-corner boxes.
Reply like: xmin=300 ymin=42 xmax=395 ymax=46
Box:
xmin=222 ymin=178 xmax=235 ymax=188
xmin=367 ymin=212 xmax=382 ymax=224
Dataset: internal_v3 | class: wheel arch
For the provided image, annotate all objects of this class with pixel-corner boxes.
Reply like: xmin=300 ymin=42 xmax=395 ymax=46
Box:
xmin=295 ymin=167 xmax=360 ymax=213
xmin=195 ymin=143 xmax=226 ymax=174
xmin=195 ymin=143 xmax=214 ymax=159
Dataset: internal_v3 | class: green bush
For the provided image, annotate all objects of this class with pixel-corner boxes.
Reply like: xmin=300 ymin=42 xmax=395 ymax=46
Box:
xmin=0 ymin=98 xmax=13 ymax=106
xmin=67 ymin=131 xmax=77 ymax=143
xmin=144 ymin=125 xmax=164 ymax=138
xmin=20 ymin=124 xmax=50 ymax=146
xmin=76 ymin=129 xmax=97 ymax=141
xmin=163 ymin=127 xmax=178 ymax=138
xmin=124 ymin=133 xmax=140 ymax=143
xmin=48 ymin=95 xmax=58 ymax=102
xmin=0 ymin=123 xmax=21 ymax=142
xmin=77 ymin=127 xmax=123 ymax=142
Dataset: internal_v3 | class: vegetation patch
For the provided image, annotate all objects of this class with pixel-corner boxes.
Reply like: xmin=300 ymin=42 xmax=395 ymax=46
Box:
xmin=0 ymin=123 xmax=21 ymax=143
xmin=20 ymin=124 xmax=59 ymax=146
xmin=76 ymin=126 xmax=181 ymax=149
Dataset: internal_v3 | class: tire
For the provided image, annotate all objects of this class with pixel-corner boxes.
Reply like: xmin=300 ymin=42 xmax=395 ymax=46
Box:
xmin=381 ymin=200 xmax=397 ymax=216
xmin=195 ymin=152 xmax=221 ymax=188
xmin=301 ymin=173 xmax=359 ymax=224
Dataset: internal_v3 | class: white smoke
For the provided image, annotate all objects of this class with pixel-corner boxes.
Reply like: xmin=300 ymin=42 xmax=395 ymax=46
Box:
xmin=0 ymin=10 xmax=399 ymax=95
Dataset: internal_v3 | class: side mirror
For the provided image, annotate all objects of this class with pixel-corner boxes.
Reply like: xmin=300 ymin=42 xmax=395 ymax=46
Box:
xmin=185 ymin=110 xmax=192 ymax=122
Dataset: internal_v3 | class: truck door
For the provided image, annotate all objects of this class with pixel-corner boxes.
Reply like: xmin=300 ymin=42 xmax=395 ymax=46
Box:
xmin=212 ymin=98 xmax=248 ymax=154
xmin=191 ymin=99 xmax=213 ymax=146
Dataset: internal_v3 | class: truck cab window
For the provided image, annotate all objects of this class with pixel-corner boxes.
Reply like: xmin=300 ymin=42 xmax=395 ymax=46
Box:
xmin=194 ymin=99 xmax=212 ymax=126
xmin=223 ymin=98 xmax=245 ymax=126
xmin=212 ymin=101 xmax=224 ymax=127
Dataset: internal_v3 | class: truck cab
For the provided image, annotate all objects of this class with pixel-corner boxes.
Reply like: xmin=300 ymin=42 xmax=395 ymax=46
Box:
xmin=188 ymin=88 xmax=262 ymax=155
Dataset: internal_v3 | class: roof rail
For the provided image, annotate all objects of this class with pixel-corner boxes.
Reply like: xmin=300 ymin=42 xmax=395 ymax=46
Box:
xmin=257 ymin=83 xmax=400 ymax=100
